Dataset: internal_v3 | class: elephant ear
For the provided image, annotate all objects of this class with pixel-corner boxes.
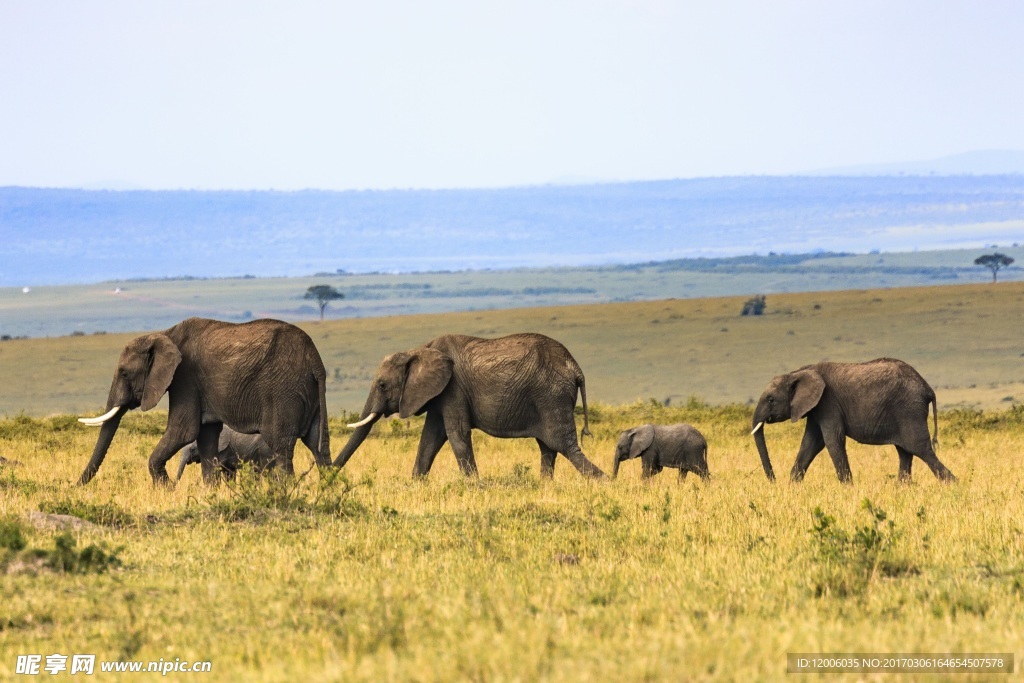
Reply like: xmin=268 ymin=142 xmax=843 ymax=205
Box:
xmin=789 ymin=369 xmax=825 ymax=422
xmin=628 ymin=425 xmax=656 ymax=459
xmin=141 ymin=334 xmax=182 ymax=411
xmin=399 ymin=348 xmax=453 ymax=418
xmin=217 ymin=430 xmax=232 ymax=452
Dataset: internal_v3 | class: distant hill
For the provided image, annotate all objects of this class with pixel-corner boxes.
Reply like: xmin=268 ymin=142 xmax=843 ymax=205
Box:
xmin=1 ymin=175 xmax=1023 ymax=287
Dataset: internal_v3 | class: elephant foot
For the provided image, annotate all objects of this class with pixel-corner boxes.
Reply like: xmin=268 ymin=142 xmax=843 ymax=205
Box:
xmin=150 ymin=474 xmax=175 ymax=489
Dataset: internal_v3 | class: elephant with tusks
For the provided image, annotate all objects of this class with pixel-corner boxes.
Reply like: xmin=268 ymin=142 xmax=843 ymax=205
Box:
xmin=335 ymin=333 xmax=606 ymax=479
xmin=751 ymin=357 xmax=955 ymax=483
xmin=78 ymin=317 xmax=331 ymax=486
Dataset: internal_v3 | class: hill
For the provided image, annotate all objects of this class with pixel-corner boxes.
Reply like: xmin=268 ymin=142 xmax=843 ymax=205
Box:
xmin=2 ymin=175 xmax=1023 ymax=287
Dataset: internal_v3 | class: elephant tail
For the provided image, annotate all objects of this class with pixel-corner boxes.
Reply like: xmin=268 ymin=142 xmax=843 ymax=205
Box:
xmin=575 ymin=367 xmax=592 ymax=440
xmin=930 ymin=393 xmax=939 ymax=447
xmin=313 ymin=368 xmax=331 ymax=467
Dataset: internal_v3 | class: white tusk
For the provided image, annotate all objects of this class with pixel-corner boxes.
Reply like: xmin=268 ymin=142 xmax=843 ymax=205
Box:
xmin=347 ymin=412 xmax=378 ymax=429
xmin=78 ymin=406 xmax=122 ymax=426
xmin=751 ymin=421 xmax=764 ymax=435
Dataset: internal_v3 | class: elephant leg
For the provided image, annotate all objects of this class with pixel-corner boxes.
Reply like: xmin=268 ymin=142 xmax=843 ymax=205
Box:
xmin=896 ymin=445 xmax=914 ymax=482
xmin=557 ymin=441 xmax=607 ymax=479
xmin=822 ymin=432 xmax=853 ymax=484
xmin=537 ymin=440 xmax=557 ymax=478
xmin=678 ymin=469 xmax=688 ymax=481
xmin=641 ymin=456 xmax=656 ymax=479
xmin=905 ymin=439 xmax=957 ymax=482
xmin=300 ymin=423 xmax=331 ymax=468
xmin=413 ymin=411 xmax=449 ymax=477
xmin=197 ymin=423 xmax=224 ymax=485
xmin=278 ymin=442 xmax=298 ymax=477
xmin=439 ymin=408 xmax=478 ymax=476
xmin=790 ymin=421 xmax=825 ymax=482
xmin=148 ymin=431 xmax=197 ymax=487
xmin=446 ymin=428 xmax=478 ymax=477
xmin=263 ymin=432 xmax=299 ymax=477
xmin=544 ymin=423 xmax=606 ymax=479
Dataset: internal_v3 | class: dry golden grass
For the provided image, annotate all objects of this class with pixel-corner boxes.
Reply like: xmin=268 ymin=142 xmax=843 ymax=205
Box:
xmin=1 ymin=401 xmax=1022 ymax=681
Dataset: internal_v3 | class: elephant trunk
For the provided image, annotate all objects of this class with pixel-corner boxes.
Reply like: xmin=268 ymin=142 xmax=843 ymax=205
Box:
xmin=612 ymin=451 xmax=621 ymax=479
xmin=77 ymin=406 xmax=128 ymax=485
xmin=334 ymin=393 xmax=385 ymax=468
xmin=176 ymin=443 xmax=199 ymax=481
xmin=751 ymin=405 xmax=775 ymax=481
xmin=334 ymin=419 xmax=380 ymax=468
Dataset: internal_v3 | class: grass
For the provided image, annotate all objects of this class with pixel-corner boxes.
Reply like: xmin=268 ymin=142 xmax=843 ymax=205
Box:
xmin=3 ymin=280 xmax=1024 ymax=416
xmin=0 ymin=402 xmax=1022 ymax=681
xmin=1 ymin=279 xmax=1022 ymax=679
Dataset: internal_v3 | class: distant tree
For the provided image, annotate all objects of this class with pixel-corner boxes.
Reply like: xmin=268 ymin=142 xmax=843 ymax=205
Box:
xmin=304 ymin=285 xmax=344 ymax=320
xmin=741 ymin=295 xmax=766 ymax=316
xmin=974 ymin=253 xmax=1014 ymax=283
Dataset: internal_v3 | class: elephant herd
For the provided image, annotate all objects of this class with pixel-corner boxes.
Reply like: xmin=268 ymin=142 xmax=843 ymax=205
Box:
xmin=77 ymin=317 xmax=956 ymax=487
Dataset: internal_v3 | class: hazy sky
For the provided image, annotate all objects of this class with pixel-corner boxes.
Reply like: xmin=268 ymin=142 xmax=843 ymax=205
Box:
xmin=2 ymin=1 xmax=1023 ymax=190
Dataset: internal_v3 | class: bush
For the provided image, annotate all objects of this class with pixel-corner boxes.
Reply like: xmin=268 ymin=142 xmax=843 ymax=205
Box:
xmin=809 ymin=499 xmax=916 ymax=598
xmin=741 ymin=295 xmax=766 ymax=316
xmin=205 ymin=466 xmax=371 ymax=522
xmin=0 ymin=516 xmax=28 ymax=551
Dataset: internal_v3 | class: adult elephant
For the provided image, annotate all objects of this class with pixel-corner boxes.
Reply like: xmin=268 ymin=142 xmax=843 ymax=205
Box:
xmin=77 ymin=317 xmax=331 ymax=486
xmin=176 ymin=426 xmax=276 ymax=482
xmin=334 ymin=333 xmax=606 ymax=479
xmin=750 ymin=357 xmax=956 ymax=483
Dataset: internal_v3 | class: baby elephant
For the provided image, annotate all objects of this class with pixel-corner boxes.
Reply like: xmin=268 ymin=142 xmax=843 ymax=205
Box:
xmin=176 ymin=427 xmax=276 ymax=482
xmin=613 ymin=424 xmax=709 ymax=481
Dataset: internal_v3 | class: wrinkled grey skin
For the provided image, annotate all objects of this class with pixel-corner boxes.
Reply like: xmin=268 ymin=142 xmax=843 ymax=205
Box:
xmin=613 ymin=423 xmax=710 ymax=481
xmin=78 ymin=317 xmax=331 ymax=486
xmin=751 ymin=357 xmax=955 ymax=483
xmin=335 ymin=333 xmax=606 ymax=479
xmin=176 ymin=426 xmax=276 ymax=481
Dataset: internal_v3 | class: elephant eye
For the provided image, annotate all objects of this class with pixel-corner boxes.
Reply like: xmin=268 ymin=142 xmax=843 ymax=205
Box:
xmin=767 ymin=397 xmax=774 ymax=404
xmin=377 ymin=380 xmax=386 ymax=390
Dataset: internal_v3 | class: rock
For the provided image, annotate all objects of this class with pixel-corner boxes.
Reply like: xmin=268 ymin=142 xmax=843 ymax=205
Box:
xmin=25 ymin=511 xmax=99 ymax=532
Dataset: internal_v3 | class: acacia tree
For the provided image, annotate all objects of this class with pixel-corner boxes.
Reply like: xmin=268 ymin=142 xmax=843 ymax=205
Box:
xmin=974 ymin=253 xmax=1015 ymax=283
xmin=304 ymin=285 xmax=344 ymax=320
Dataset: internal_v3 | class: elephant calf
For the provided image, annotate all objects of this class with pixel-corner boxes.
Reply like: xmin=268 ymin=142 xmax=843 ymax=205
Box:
xmin=176 ymin=427 xmax=276 ymax=482
xmin=613 ymin=424 xmax=709 ymax=481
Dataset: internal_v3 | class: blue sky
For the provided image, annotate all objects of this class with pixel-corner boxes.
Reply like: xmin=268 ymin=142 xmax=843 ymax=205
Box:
xmin=2 ymin=1 xmax=1023 ymax=190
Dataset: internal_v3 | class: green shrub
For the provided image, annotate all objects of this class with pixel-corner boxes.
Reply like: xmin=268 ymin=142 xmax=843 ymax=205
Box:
xmin=0 ymin=515 xmax=28 ymax=551
xmin=809 ymin=499 xmax=916 ymax=599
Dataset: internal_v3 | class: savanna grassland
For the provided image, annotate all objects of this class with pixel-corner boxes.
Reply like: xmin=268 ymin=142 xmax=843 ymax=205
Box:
xmin=1 ymin=282 xmax=1023 ymax=681
xmin=4 ymin=280 xmax=1024 ymax=416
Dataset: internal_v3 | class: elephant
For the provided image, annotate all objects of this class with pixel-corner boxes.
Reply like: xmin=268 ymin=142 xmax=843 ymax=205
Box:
xmin=612 ymin=423 xmax=709 ymax=481
xmin=334 ymin=333 xmax=606 ymax=479
xmin=176 ymin=426 xmax=276 ymax=481
xmin=77 ymin=317 xmax=331 ymax=486
xmin=750 ymin=357 xmax=956 ymax=483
